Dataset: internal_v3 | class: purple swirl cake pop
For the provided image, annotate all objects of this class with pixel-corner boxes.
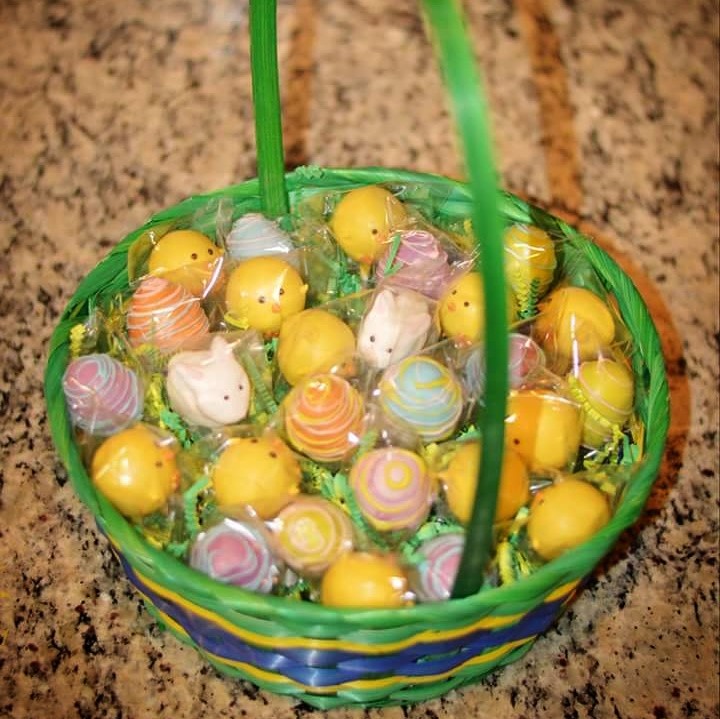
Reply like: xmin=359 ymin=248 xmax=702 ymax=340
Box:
xmin=189 ymin=519 xmax=278 ymax=593
xmin=413 ymin=532 xmax=465 ymax=602
xmin=375 ymin=230 xmax=455 ymax=299
xmin=63 ymin=354 xmax=143 ymax=436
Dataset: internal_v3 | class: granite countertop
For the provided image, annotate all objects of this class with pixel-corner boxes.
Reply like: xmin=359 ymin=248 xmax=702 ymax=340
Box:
xmin=1 ymin=0 xmax=718 ymax=717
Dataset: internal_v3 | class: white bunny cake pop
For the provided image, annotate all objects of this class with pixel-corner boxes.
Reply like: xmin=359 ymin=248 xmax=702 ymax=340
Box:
xmin=166 ymin=336 xmax=251 ymax=428
xmin=357 ymin=288 xmax=433 ymax=370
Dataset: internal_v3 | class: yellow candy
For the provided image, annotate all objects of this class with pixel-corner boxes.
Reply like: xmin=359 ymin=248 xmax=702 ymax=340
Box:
xmin=212 ymin=435 xmax=301 ymax=519
xmin=527 ymin=479 xmax=611 ymax=560
xmin=329 ymin=186 xmax=408 ymax=266
xmin=533 ymin=286 xmax=615 ymax=370
xmin=148 ymin=229 xmax=224 ymax=297
xmin=571 ymin=359 xmax=634 ymax=448
xmin=504 ymin=224 xmax=556 ymax=313
xmin=320 ymin=552 xmax=411 ymax=609
xmin=440 ymin=441 xmax=530 ymax=524
xmin=277 ymin=309 xmax=356 ymax=386
xmin=91 ymin=424 xmax=179 ymax=518
xmin=225 ymin=256 xmax=307 ymax=335
xmin=439 ymin=272 xmax=515 ymax=343
xmin=505 ymin=390 xmax=582 ymax=471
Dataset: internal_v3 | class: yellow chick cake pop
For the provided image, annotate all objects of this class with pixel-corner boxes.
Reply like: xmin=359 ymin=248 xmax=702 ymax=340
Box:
xmin=503 ymin=224 xmax=557 ymax=317
xmin=212 ymin=435 xmax=301 ymax=519
xmin=439 ymin=272 xmax=515 ymax=344
xmin=505 ymin=390 xmax=583 ymax=471
xmin=439 ymin=440 xmax=530 ymax=524
xmin=533 ymin=286 xmax=615 ymax=371
xmin=568 ymin=358 xmax=635 ymax=448
xmin=148 ymin=229 xmax=225 ymax=297
xmin=276 ymin=308 xmax=356 ymax=386
xmin=527 ymin=478 xmax=611 ymax=561
xmin=91 ymin=424 xmax=179 ymax=518
xmin=225 ymin=256 xmax=307 ymax=336
xmin=329 ymin=186 xmax=408 ymax=267
xmin=320 ymin=551 xmax=411 ymax=609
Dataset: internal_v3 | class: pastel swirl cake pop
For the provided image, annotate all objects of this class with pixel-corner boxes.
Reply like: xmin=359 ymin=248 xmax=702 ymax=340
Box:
xmin=349 ymin=448 xmax=433 ymax=533
xmin=226 ymin=213 xmax=297 ymax=265
xmin=375 ymin=229 xmax=454 ymax=299
xmin=190 ymin=518 xmax=278 ymax=593
xmin=127 ymin=276 xmax=209 ymax=353
xmin=273 ymin=496 xmax=354 ymax=576
xmin=413 ymin=533 xmax=465 ymax=602
xmin=378 ymin=356 xmax=463 ymax=442
xmin=63 ymin=354 xmax=143 ymax=435
xmin=283 ymin=374 xmax=365 ymax=462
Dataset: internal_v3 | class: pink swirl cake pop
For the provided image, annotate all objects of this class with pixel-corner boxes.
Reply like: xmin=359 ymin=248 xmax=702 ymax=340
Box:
xmin=273 ymin=496 xmax=354 ymax=576
xmin=412 ymin=532 xmax=465 ymax=602
xmin=349 ymin=448 xmax=433 ymax=533
xmin=127 ymin=276 xmax=209 ymax=353
xmin=189 ymin=518 xmax=278 ymax=593
xmin=283 ymin=374 xmax=366 ymax=462
xmin=63 ymin=354 xmax=143 ymax=435
xmin=375 ymin=229 xmax=454 ymax=299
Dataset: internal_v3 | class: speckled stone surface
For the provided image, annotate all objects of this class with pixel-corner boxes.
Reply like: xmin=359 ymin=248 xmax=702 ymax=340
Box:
xmin=1 ymin=0 xmax=718 ymax=717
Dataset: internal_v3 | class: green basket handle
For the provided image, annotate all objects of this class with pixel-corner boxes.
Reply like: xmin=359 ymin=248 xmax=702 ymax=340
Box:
xmin=250 ymin=0 xmax=508 ymax=598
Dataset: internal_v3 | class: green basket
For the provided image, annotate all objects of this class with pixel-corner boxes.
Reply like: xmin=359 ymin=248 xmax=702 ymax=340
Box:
xmin=44 ymin=0 xmax=669 ymax=710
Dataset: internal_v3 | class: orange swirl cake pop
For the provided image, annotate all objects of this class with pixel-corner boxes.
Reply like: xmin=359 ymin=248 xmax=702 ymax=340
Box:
xmin=282 ymin=374 xmax=366 ymax=462
xmin=273 ymin=496 xmax=354 ymax=576
xmin=127 ymin=276 xmax=209 ymax=353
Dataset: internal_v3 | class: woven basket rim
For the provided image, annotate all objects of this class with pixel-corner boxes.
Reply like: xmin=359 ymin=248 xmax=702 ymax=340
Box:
xmin=45 ymin=165 xmax=670 ymax=628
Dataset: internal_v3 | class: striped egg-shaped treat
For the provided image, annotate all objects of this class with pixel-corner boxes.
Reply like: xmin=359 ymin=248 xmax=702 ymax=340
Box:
xmin=349 ymin=448 xmax=432 ymax=533
xmin=226 ymin=213 xmax=297 ymax=265
xmin=127 ymin=276 xmax=209 ymax=353
xmin=189 ymin=519 xmax=278 ymax=593
xmin=63 ymin=354 xmax=143 ymax=436
xmin=413 ymin=533 xmax=465 ymax=602
xmin=273 ymin=497 xmax=354 ymax=576
xmin=283 ymin=374 xmax=365 ymax=462
xmin=378 ymin=356 xmax=463 ymax=442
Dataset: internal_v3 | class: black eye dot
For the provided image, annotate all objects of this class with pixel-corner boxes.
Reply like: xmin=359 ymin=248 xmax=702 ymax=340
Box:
xmin=191 ymin=252 xmax=198 ymax=260
xmin=250 ymin=438 xmax=259 ymax=444
xmin=269 ymin=451 xmax=277 ymax=459
xmin=208 ymin=248 xmax=214 ymax=255
xmin=386 ymin=348 xmax=393 ymax=354
xmin=464 ymin=301 xmax=470 ymax=307
xmin=452 ymin=289 xmax=457 ymax=295
xmin=155 ymin=460 xmax=163 ymax=468
xmin=223 ymin=395 xmax=230 ymax=401
xmin=371 ymin=228 xmax=379 ymax=235
xmin=369 ymin=335 xmax=376 ymax=343
xmin=279 ymin=288 xmax=285 ymax=296
xmin=238 ymin=384 xmax=244 ymax=390
xmin=258 ymin=296 xmax=266 ymax=303
xmin=513 ymin=438 xmax=520 ymax=445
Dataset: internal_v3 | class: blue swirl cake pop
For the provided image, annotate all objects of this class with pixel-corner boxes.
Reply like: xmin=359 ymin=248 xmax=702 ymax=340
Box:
xmin=378 ymin=356 xmax=463 ymax=442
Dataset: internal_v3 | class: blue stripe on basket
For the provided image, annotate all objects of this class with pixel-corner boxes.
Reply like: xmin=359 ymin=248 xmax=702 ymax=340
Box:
xmin=116 ymin=552 xmax=568 ymax=687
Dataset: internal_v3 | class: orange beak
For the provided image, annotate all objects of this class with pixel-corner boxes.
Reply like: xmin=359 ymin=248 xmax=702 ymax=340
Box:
xmin=446 ymin=301 xmax=456 ymax=312
xmin=271 ymin=302 xmax=281 ymax=313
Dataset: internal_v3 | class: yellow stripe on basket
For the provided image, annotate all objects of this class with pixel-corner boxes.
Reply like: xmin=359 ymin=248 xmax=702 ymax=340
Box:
xmin=133 ymin=567 xmax=528 ymax=655
xmin=546 ymin=580 xmax=580 ymax=603
xmin=147 ymin=599 xmax=534 ymax=696
xmin=203 ymin=637 xmax=534 ymax=694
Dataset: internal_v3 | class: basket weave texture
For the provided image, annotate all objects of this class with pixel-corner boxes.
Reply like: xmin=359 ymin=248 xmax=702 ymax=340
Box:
xmin=45 ymin=166 xmax=669 ymax=708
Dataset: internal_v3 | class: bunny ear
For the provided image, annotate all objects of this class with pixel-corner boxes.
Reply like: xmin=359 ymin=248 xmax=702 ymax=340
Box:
xmin=210 ymin=335 xmax=232 ymax=357
xmin=372 ymin=288 xmax=396 ymax=316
